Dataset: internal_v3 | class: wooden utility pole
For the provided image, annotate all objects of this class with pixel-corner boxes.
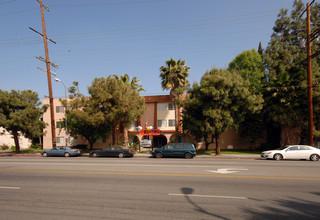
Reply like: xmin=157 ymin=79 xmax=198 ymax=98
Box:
xmin=306 ymin=2 xmax=314 ymax=147
xmin=299 ymin=0 xmax=316 ymax=146
xmin=39 ymin=0 xmax=56 ymax=148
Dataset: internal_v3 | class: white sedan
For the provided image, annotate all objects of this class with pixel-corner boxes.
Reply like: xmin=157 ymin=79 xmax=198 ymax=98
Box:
xmin=261 ymin=145 xmax=320 ymax=161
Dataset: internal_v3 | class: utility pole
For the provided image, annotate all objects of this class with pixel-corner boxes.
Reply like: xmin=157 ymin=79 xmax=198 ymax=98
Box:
xmin=32 ymin=0 xmax=57 ymax=148
xmin=299 ymin=0 xmax=320 ymax=146
xmin=306 ymin=2 xmax=313 ymax=147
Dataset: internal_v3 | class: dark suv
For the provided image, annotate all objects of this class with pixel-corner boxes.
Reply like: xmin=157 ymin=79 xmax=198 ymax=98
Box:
xmin=152 ymin=143 xmax=196 ymax=159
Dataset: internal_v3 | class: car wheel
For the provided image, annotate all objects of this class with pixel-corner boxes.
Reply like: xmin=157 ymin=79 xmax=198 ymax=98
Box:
xmin=273 ymin=153 xmax=283 ymax=161
xmin=118 ymin=153 xmax=124 ymax=158
xmin=42 ymin=152 xmax=48 ymax=157
xmin=310 ymin=154 xmax=319 ymax=161
xmin=185 ymin=153 xmax=193 ymax=159
xmin=64 ymin=152 xmax=71 ymax=157
xmin=156 ymin=152 xmax=163 ymax=158
xmin=91 ymin=153 xmax=98 ymax=158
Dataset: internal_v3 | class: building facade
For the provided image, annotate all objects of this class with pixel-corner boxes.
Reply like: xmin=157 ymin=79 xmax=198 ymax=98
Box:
xmin=0 ymin=127 xmax=32 ymax=149
xmin=42 ymin=95 xmax=264 ymax=150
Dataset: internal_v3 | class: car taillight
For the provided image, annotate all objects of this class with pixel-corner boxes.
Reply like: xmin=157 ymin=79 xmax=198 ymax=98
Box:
xmin=74 ymin=150 xmax=79 ymax=153
xmin=129 ymin=150 xmax=133 ymax=153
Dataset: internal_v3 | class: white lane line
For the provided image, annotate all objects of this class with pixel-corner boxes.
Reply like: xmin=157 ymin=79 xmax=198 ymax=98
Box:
xmin=0 ymin=186 xmax=21 ymax=190
xmin=168 ymin=193 xmax=247 ymax=200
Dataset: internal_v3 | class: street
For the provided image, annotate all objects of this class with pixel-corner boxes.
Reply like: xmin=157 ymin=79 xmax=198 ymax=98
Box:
xmin=0 ymin=157 xmax=319 ymax=220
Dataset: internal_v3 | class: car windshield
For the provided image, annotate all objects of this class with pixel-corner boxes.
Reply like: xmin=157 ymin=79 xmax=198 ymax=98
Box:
xmin=277 ymin=146 xmax=289 ymax=150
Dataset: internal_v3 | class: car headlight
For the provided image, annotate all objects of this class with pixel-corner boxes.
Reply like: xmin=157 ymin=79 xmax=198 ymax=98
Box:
xmin=264 ymin=152 xmax=272 ymax=155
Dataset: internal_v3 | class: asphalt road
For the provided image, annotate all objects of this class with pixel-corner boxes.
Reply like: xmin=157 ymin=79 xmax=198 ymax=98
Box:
xmin=0 ymin=157 xmax=319 ymax=220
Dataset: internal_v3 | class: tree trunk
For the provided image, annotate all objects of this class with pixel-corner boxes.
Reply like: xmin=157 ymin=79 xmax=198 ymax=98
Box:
xmin=123 ymin=126 xmax=129 ymax=148
xmin=112 ymin=123 xmax=118 ymax=145
xmin=89 ymin=142 xmax=94 ymax=150
xmin=12 ymin=130 xmax=20 ymax=154
xmin=215 ymin=133 xmax=221 ymax=156
xmin=280 ymin=124 xmax=302 ymax=146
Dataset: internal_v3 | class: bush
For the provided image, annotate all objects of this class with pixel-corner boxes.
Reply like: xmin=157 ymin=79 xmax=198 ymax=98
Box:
xmin=0 ymin=144 xmax=10 ymax=150
xmin=30 ymin=144 xmax=41 ymax=149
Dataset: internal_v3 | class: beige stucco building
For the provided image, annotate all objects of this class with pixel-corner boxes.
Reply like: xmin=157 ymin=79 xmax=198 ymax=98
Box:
xmin=42 ymin=95 xmax=263 ymax=150
xmin=0 ymin=127 xmax=32 ymax=149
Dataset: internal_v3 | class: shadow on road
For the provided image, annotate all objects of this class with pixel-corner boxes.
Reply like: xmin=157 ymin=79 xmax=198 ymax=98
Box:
xmin=180 ymin=187 xmax=230 ymax=220
xmin=244 ymin=192 xmax=320 ymax=220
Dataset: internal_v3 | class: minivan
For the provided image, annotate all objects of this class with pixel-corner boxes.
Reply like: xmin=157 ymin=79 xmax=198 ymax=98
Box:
xmin=152 ymin=143 xmax=196 ymax=159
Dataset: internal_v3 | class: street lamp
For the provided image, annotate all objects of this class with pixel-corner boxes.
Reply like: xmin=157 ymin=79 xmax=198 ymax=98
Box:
xmin=55 ymin=78 xmax=68 ymax=146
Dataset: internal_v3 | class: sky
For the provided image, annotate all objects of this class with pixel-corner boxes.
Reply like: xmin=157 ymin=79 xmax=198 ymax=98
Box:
xmin=0 ymin=0 xmax=305 ymax=100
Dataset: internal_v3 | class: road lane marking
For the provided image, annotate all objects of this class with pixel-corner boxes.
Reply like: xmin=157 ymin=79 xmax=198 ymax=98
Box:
xmin=0 ymin=169 xmax=320 ymax=181
xmin=206 ymin=168 xmax=248 ymax=174
xmin=0 ymin=186 xmax=21 ymax=190
xmin=168 ymin=193 xmax=248 ymax=200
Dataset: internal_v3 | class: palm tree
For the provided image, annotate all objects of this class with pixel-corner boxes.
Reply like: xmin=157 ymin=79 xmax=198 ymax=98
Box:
xmin=160 ymin=58 xmax=190 ymax=142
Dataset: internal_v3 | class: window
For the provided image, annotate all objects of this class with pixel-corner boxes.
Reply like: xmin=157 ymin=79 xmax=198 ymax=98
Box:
xmin=168 ymin=103 xmax=175 ymax=110
xmin=300 ymin=146 xmax=310 ymax=150
xmin=56 ymin=137 xmax=65 ymax=144
xmin=157 ymin=120 xmax=167 ymax=127
xmin=169 ymin=119 xmax=175 ymax=127
xmin=157 ymin=103 xmax=167 ymax=111
xmin=56 ymin=106 xmax=65 ymax=113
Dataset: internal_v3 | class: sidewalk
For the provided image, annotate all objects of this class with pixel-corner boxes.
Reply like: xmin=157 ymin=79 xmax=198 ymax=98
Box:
xmin=0 ymin=151 xmax=260 ymax=159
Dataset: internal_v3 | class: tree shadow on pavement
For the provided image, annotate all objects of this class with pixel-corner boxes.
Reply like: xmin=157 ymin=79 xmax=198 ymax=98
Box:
xmin=244 ymin=193 xmax=320 ymax=220
xmin=180 ymin=187 xmax=230 ymax=220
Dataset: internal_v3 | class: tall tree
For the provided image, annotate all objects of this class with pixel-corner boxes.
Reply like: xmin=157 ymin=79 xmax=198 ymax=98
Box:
xmin=228 ymin=49 xmax=265 ymax=148
xmin=264 ymin=0 xmax=320 ymax=145
xmin=182 ymin=69 xmax=263 ymax=155
xmin=60 ymin=82 xmax=112 ymax=150
xmin=160 ymin=58 xmax=190 ymax=142
xmin=113 ymin=73 xmax=145 ymax=147
xmin=0 ymin=90 xmax=47 ymax=153
xmin=88 ymin=76 xmax=145 ymax=146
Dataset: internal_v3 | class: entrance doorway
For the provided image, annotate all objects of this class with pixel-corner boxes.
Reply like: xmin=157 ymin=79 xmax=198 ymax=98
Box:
xmin=153 ymin=135 xmax=167 ymax=148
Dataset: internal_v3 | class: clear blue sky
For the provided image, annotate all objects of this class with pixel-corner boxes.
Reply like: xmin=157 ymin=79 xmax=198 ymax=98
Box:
xmin=0 ymin=0 xmax=301 ymax=99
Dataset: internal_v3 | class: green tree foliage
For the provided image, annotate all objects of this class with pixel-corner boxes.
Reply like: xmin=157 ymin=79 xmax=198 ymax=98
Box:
xmin=182 ymin=69 xmax=263 ymax=155
xmin=61 ymin=83 xmax=112 ymax=150
xmin=229 ymin=49 xmax=265 ymax=94
xmin=0 ymin=90 xmax=47 ymax=153
xmin=228 ymin=49 xmax=265 ymax=148
xmin=112 ymin=73 xmax=145 ymax=147
xmin=88 ymin=75 xmax=145 ymax=146
xmin=264 ymin=0 xmax=320 ymax=145
xmin=160 ymin=58 xmax=190 ymax=142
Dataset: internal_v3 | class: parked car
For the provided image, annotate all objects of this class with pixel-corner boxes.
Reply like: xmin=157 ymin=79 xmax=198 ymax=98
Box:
xmin=261 ymin=145 xmax=320 ymax=161
xmin=41 ymin=146 xmax=82 ymax=157
xmin=152 ymin=143 xmax=196 ymax=159
xmin=90 ymin=146 xmax=134 ymax=158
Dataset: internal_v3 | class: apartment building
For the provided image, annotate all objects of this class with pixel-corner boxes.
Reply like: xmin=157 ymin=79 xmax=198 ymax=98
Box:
xmin=43 ymin=95 xmax=262 ymax=150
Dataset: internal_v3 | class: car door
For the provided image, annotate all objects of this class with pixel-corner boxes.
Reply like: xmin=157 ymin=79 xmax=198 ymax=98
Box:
xmin=56 ymin=147 xmax=66 ymax=156
xmin=299 ymin=146 xmax=312 ymax=159
xmin=284 ymin=146 xmax=301 ymax=159
xmin=173 ymin=143 xmax=184 ymax=157
xmin=101 ymin=147 xmax=112 ymax=157
xmin=48 ymin=148 xmax=58 ymax=156
xmin=162 ymin=144 xmax=174 ymax=157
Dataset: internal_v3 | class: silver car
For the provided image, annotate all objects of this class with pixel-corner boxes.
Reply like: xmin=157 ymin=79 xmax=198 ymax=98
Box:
xmin=261 ymin=145 xmax=320 ymax=161
xmin=41 ymin=146 xmax=82 ymax=157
